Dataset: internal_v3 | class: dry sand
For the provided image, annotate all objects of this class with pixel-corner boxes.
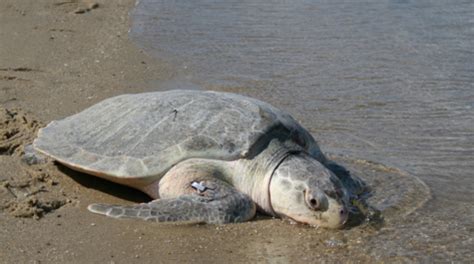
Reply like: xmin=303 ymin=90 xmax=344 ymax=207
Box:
xmin=0 ymin=1 xmax=418 ymax=263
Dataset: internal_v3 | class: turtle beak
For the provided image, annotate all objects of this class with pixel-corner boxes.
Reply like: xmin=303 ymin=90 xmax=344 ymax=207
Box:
xmin=319 ymin=198 xmax=349 ymax=229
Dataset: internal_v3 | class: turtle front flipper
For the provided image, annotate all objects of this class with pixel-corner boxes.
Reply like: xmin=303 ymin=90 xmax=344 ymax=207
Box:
xmin=88 ymin=185 xmax=255 ymax=224
xmin=88 ymin=161 xmax=257 ymax=224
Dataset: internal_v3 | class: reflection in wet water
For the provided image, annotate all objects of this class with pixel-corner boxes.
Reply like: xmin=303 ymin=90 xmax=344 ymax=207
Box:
xmin=330 ymin=155 xmax=430 ymax=221
xmin=131 ymin=0 xmax=473 ymax=261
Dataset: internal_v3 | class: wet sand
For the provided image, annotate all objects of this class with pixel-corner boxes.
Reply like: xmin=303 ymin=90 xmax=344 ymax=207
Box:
xmin=0 ymin=1 xmax=471 ymax=263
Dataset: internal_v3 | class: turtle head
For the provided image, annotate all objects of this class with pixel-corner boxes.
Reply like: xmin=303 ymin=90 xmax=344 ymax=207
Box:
xmin=269 ymin=153 xmax=349 ymax=229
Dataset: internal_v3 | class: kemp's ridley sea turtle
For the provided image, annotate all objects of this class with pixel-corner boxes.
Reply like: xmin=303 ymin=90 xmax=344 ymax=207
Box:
xmin=33 ymin=90 xmax=367 ymax=228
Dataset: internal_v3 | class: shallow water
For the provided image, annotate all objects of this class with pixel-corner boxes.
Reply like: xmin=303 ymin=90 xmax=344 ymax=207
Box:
xmin=130 ymin=0 xmax=473 ymax=261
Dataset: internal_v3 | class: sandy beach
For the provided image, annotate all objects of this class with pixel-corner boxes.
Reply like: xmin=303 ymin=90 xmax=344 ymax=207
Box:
xmin=1 ymin=0 xmax=472 ymax=263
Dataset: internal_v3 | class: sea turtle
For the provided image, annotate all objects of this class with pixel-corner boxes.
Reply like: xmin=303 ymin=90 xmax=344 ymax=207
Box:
xmin=33 ymin=90 xmax=366 ymax=228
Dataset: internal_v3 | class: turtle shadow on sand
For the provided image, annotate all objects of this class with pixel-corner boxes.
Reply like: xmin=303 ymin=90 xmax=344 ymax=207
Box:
xmin=57 ymin=163 xmax=149 ymax=204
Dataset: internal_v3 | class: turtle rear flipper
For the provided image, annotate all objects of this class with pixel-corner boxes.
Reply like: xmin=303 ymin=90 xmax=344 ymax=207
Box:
xmin=88 ymin=178 xmax=256 ymax=224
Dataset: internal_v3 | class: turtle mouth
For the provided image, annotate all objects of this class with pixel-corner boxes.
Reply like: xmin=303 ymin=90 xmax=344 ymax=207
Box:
xmin=338 ymin=208 xmax=349 ymax=226
xmin=282 ymin=207 xmax=348 ymax=229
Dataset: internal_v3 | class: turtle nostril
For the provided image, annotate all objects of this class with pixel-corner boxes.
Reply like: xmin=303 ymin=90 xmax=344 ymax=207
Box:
xmin=307 ymin=196 xmax=321 ymax=210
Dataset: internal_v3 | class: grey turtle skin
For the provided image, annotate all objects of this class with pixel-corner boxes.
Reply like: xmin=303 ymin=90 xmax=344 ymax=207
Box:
xmin=34 ymin=90 xmax=366 ymax=228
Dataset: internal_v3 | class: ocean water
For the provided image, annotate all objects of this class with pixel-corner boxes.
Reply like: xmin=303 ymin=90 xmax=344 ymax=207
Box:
xmin=130 ymin=0 xmax=473 ymax=261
